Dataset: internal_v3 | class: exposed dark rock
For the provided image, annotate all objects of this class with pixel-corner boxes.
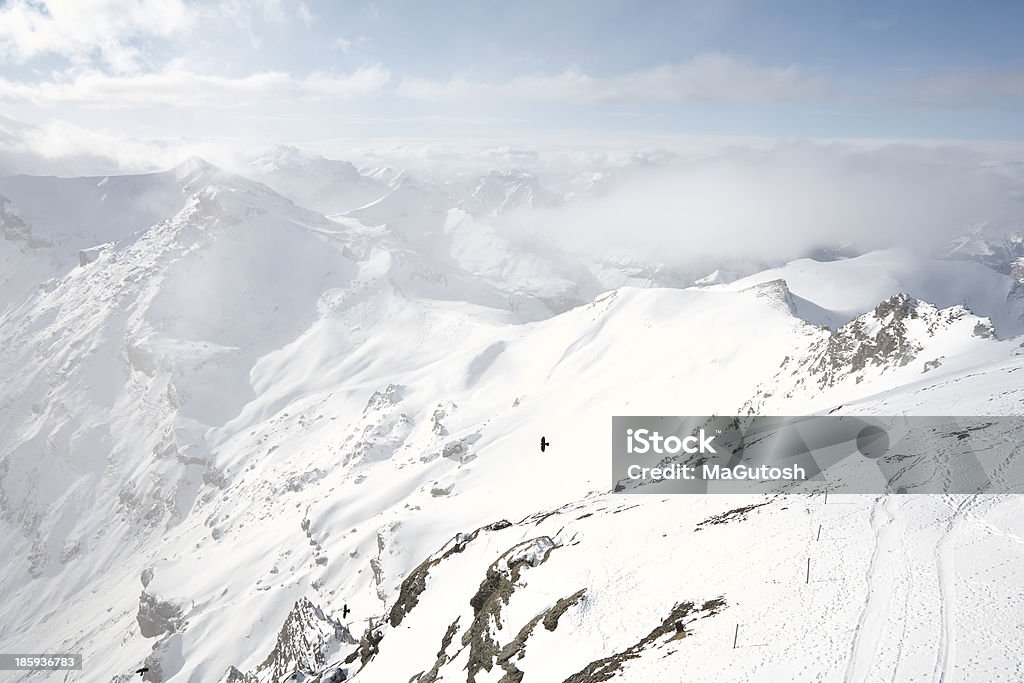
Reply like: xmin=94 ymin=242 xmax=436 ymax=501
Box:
xmin=695 ymin=501 xmax=771 ymax=531
xmin=137 ymin=591 xmax=183 ymax=638
xmin=743 ymin=293 xmax=994 ymax=413
xmin=409 ymin=618 xmax=461 ymax=683
xmin=389 ymin=519 xmax=511 ymax=628
xmin=563 ymin=597 xmax=727 ymax=683
xmin=430 ymin=483 xmax=454 ymax=497
xmin=973 ymin=321 xmax=995 ymax=338
xmin=462 ymin=537 xmax=558 ymax=682
xmin=542 ymin=589 xmax=587 ymax=632
xmin=493 ymin=588 xmax=587 ymax=682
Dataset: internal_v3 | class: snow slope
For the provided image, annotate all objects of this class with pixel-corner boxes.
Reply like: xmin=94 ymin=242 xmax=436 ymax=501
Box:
xmin=1 ymin=160 xmax=1023 ymax=682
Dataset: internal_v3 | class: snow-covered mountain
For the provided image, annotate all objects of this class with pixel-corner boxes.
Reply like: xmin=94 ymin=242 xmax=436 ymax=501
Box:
xmin=248 ymin=147 xmax=392 ymax=216
xmin=459 ymin=170 xmax=560 ymax=218
xmin=944 ymin=225 xmax=1024 ymax=279
xmin=2 ymin=158 xmax=1024 ymax=682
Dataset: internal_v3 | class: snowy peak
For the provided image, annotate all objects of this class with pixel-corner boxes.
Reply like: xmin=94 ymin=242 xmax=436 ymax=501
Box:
xmin=173 ymin=155 xmax=219 ymax=180
xmin=247 ymin=598 xmax=354 ymax=683
xmin=461 ymin=169 xmax=559 ymax=218
xmin=812 ymin=294 xmax=984 ymax=384
xmin=742 ymin=278 xmax=800 ymax=316
xmin=694 ymin=269 xmax=741 ymax=286
xmin=345 ymin=174 xmax=452 ymax=237
xmin=743 ymin=292 xmax=1003 ymax=414
xmin=248 ymin=146 xmax=363 ymax=186
xmin=173 ymin=157 xmax=298 ymax=208
xmin=247 ymin=146 xmax=389 ymax=215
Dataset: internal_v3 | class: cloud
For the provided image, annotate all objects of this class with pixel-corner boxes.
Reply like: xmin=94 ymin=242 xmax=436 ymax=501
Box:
xmin=220 ymin=0 xmax=314 ymax=27
xmin=330 ymin=35 xmax=369 ymax=54
xmin=919 ymin=70 xmax=1024 ymax=101
xmin=0 ymin=65 xmax=392 ymax=108
xmin=504 ymin=143 xmax=1024 ymax=271
xmin=0 ymin=0 xmax=195 ymax=72
xmin=0 ymin=0 xmax=316 ymax=72
xmin=397 ymin=53 xmax=825 ymax=104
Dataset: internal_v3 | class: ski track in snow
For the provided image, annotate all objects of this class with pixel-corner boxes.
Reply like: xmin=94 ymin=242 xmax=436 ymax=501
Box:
xmin=845 ymin=495 xmax=900 ymax=682
xmin=934 ymin=511 xmax=959 ymax=683
xmin=931 ymin=494 xmax=986 ymax=683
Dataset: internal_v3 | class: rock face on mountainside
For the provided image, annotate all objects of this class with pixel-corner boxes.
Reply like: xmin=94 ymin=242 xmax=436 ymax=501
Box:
xmin=249 ymin=598 xmax=354 ymax=682
xmin=221 ymin=508 xmax=730 ymax=683
xmin=137 ymin=592 xmax=185 ymax=638
xmin=742 ymin=292 xmax=1000 ymax=413
xmin=812 ymin=294 xmax=967 ymax=381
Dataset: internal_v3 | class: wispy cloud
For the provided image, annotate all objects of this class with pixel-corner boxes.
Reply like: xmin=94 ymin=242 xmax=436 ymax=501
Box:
xmin=0 ymin=0 xmax=195 ymax=72
xmin=0 ymin=66 xmax=392 ymax=108
xmin=397 ymin=53 xmax=825 ymax=104
xmin=0 ymin=49 xmax=824 ymax=113
xmin=0 ymin=0 xmax=315 ymax=72
xmin=919 ymin=70 xmax=1024 ymax=101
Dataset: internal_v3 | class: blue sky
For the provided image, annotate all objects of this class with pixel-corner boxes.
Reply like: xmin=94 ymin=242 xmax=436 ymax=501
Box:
xmin=1 ymin=0 xmax=1024 ymax=147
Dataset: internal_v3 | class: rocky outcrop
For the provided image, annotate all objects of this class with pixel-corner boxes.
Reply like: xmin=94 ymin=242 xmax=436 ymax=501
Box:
xmin=563 ymin=598 xmax=727 ymax=683
xmin=137 ymin=591 xmax=184 ymax=638
xmin=389 ymin=519 xmax=512 ymax=628
xmin=461 ymin=537 xmax=559 ymax=682
xmin=743 ymin=293 xmax=997 ymax=413
xmin=363 ymin=383 xmax=404 ymax=413
xmin=250 ymin=598 xmax=354 ymax=682
xmin=811 ymin=293 xmax=925 ymax=383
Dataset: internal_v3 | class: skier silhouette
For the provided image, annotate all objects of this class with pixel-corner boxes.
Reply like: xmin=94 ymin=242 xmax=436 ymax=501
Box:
xmin=540 ymin=437 xmax=550 ymax=452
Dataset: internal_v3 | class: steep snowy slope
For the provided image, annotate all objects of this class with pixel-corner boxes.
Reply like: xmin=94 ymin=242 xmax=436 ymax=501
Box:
xmin=2 ymin=160 xmax=1024 ymax=683
xmin=0 ymin=167 xmax=189 ymax=312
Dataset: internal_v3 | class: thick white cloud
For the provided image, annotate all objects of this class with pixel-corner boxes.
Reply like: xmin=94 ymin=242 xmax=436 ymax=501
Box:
xmin=0 ymin=65 xmax=392 ymax=108
xmin=504 ymin=143 xmax=1024 ymax=269
xmin=397 ymin=53 xmax=824 ymax=104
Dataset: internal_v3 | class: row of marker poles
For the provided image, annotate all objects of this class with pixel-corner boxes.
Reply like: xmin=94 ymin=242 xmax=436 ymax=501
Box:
xmin=733 ymin=488 xmax=828 ymax=648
